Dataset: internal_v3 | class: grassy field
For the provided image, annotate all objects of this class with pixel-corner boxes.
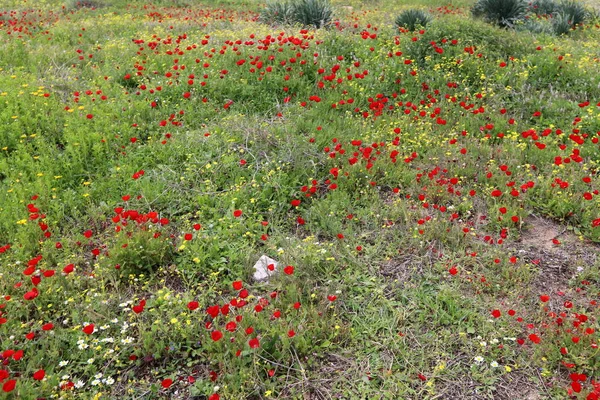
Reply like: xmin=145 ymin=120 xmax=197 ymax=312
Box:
xmin=0 ymin=0 xmax=599 ymax=398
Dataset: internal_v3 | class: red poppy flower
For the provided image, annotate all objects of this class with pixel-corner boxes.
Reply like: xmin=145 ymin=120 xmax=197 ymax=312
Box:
xmin=2 ymin=379 xmax=16 ymax=393
xmin=491 ymin=310 xmax=501 ymax=318
xmin=233 ymin=209 xmax=242 ymax=217
xmin=529 ymin=334 xmax=541 ymax=344
xmin=211 ymin=330 xmax=223 ymax=342
xmin=248 ymin=337 xmax=260 ymax=348
xmin=161 ymin=378 xmax=173 ymax=389
xmin=132 ymin=304 xmax=144 ymax=314
xmin=24 ymin=288 xmax=39 ymax=300
xmin=232 ymin=281 xmax=243 ymax=290
xmin=33 ymin=370 xmax=45 ymax=381
xmin=82 ymin=324 xmax=95 ymax=335
xmin=13 ymin=350 xmax=23 ymax=361
xmin=284 ymin=265 xmax=294 ymax=275
xmin=225 ymin=321 xmax=237 ymax=332
xmin=207 ymin=305 xmax=220 ymax=318
xmin=208 ymin=372 xmax=217 ymax=383
xmin=187 ymin=301 xmax=199 ymax=311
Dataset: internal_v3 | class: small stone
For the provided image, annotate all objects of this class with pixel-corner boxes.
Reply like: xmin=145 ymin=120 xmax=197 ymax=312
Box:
xmin=253 ymin=255 xmax=278 ymax=282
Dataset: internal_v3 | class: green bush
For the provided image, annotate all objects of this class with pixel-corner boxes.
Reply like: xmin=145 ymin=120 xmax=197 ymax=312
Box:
xmin=106 ymin=228 xmax=175 ymax=278
xmin=472 ymin=0 xmax=529 ymax=28
xmin=394 ymin=9 xmax=432 ymax=31
xmin=260 ymin=0 xmax=333 ymax=28
xmin=515 ymin=17 xmax=553 ymax=33
xmin=259 ymin=1 xmax=295 ymax=25
xmin=589 ymin=7 xmax=600 ymax=22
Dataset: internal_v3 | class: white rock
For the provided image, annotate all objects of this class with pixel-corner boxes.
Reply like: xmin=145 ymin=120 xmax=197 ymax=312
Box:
xmin=252 ymin=255 xmax=278 ymax=282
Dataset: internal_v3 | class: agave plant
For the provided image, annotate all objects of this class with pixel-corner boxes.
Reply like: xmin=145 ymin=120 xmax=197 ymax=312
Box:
xmin=551 ymin=12 xmax=573 ymax=34
xmin=260 ymin=0 xmax=333 ymax=28
xmin=260 ymin=1 xmax=295 ymax=25
xmin=394 ymin=9 xmax=432 ymax=31
xmin=293 ymin=0 xmax=333 ymax=28
xmin=555 ymin=0 xmax=587 ymax=26
xmin=529 ymin=0 xmax=560 ymax=16
xmin=472 ymin=0 xmax=528 ymax=28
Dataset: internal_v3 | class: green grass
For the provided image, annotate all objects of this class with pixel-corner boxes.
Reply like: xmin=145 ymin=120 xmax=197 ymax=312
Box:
xmin=0 ymin=0 xmax=599 ymax=398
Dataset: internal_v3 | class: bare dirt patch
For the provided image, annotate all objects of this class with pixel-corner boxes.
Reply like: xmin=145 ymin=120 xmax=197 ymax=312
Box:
xmin=513 ymin=216 xmax=599 ymax=298
xmin=520 ymin=216 xmax=564 ymax=252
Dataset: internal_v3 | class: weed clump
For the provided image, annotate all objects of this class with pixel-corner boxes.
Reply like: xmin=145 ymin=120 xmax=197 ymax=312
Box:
xmin=64 ymin=0 xmax=106 ymax=10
